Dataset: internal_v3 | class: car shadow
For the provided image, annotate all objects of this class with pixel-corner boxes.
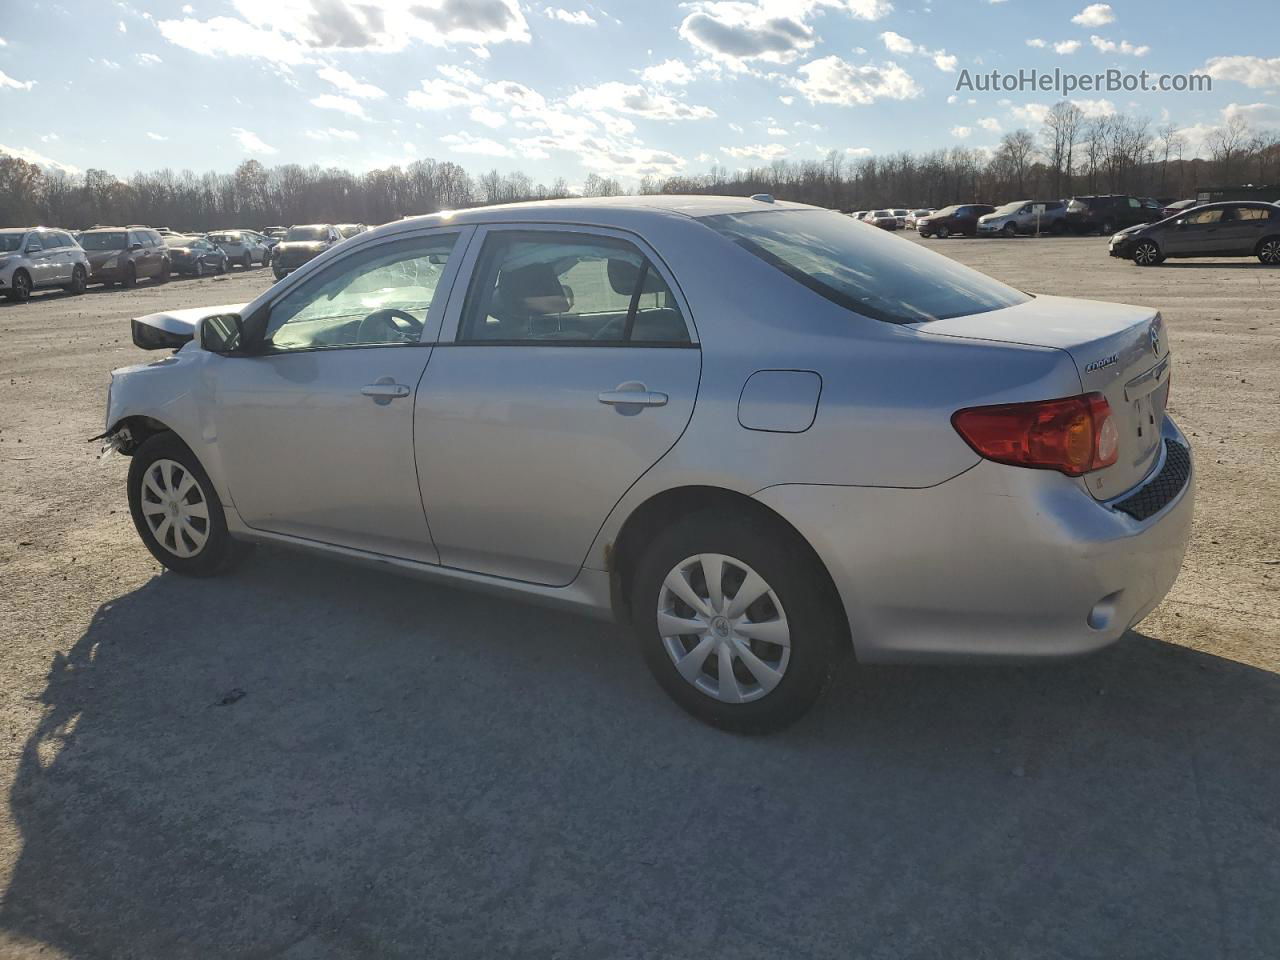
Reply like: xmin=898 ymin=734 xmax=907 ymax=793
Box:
xmin=1155 ymin=261 xmax=1272 ymax=269
xmin=3 ymin=547 xmax=1278 ymax=958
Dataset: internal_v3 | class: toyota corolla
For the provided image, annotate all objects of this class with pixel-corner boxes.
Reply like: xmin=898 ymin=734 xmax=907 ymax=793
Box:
xmin=101 ymin=196 xmax=1194 ymax=733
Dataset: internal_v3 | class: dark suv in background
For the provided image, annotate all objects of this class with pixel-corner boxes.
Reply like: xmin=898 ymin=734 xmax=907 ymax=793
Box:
xmin=916 ymin=204 xmax=996 ymax=238
xmin=77 ymin=227 xmax=170 ymax=287
xmin=271 ymin=223 xmax=341 ymax=279
xmin=1064 ymin=195 xmax=1162 ymax=236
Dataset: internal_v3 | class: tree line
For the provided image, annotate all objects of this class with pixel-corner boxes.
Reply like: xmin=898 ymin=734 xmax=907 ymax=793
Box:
xmin=2 ymin=102 xmax=1277 ymax=231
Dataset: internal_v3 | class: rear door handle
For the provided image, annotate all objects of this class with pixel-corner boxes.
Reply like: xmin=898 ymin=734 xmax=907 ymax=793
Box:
xmin=361 ymin=381 xmax=411 ymax=405
xmin=598 ymin=388 xmax=668 ymax=407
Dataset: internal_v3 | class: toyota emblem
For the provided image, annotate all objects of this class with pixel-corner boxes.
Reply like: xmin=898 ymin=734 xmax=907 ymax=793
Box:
xmin=1149 ymin=319 xmax=1161 ymax=355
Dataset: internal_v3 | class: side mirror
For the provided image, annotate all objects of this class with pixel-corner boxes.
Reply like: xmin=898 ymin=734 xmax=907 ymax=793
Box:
xmin=1175 ymin=219 xmax=1186 ymax=228
xmin=200 ymin=313 xmax=248 ymax=355
xmin=130 ymin=242 xmax=143 ymax=251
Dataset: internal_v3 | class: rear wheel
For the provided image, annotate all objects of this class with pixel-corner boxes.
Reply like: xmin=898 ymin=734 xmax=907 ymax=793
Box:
xmin=6 ymin=269 xmax=31 ymax=302
xmin=155 ymin=259 xmax=169 ymax=283
xmin=216 ymin=257 xmax=227 ymax=275
xmin=240 ymin=253 xmax=251 ymax=269
xmin=631 ymin=510 xmax=844 ymax=734
xmin=122 ymin=262 xmax=137 ymax=288
xmin=194 ymin=259 xmax=205 ymax=277
xmin=1133 ymin=240 xmax=1163 ymax=266
xmin=1258 ymin=237 xmax=1280 ymax=265
xmin=128 ymin=433 xmax=252 ymax=577
xmin=64 ymin=265 xmax=87 ymax=295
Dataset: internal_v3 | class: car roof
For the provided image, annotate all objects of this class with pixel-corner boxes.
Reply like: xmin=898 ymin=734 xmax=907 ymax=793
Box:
xmin=396 ymin=195 xmax=815 ymax=231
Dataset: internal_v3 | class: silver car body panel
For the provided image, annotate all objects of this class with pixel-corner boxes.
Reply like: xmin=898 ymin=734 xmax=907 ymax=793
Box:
xmin=108 ymin=196 xmax=1193 ymax=662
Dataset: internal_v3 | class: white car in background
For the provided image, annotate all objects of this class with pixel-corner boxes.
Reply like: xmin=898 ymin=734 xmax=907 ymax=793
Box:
xmin=905 ymin=209 xmax=935 ymax=230
xmin=207 ymin=231 xmax=271 ymax=269
xmin=0 ymin=227 xmax=90 ymax=302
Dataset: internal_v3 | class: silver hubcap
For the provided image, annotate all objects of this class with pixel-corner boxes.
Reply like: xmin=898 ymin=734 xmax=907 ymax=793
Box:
xmin=1263 ymin=241 xmax=1280 ymax=264
xmin=657 ymin=553 xmax=791 ymax=704
xmin=1136 ymin=243 xmax=1157 ymax=264
xmin=140 ymin=459 xmax=210 ymax=558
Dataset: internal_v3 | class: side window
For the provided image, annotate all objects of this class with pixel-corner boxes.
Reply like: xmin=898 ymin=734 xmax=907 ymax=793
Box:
xmin=1186 ymin=208 xmax=1224 ymax=225
xmin=457 ymin=231 xmax=690 ymax=346
xmin=1235 ymin=206 xmax=1271 ymax=221
xmin=24 ymin=233 xmax=43 ymax=253
xmin=1128 ymin=198 xmax=1141 ymax=208
xmin=264 ymin=233 xmax=458 ymax=352
xmin=127 ymin=231 xmax=144 ymax=248
xmin=56 ymin=231 xmax=76 ymax=248
xmin=148 ymin=231 xmax=163 ymax=247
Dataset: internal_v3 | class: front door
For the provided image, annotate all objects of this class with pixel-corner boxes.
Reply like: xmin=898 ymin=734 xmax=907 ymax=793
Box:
xmin=212 ymin=227 xmax=471 ymax=562
xmin=415 ymin=226 xmax=701 ymax=586
xmin=1164 ymin=206 xmax=1227 ymax=256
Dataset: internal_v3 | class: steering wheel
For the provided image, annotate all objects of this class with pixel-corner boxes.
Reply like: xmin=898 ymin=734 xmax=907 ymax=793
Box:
xmin=359 ymin=308 xmax=423 ymax=342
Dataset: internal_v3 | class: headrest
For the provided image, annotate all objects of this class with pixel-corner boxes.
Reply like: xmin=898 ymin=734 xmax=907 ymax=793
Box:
xmin=607 ymin=258 xmax=666 ymax=296
xmin=496 ymin=262 xmax=569 ymax=316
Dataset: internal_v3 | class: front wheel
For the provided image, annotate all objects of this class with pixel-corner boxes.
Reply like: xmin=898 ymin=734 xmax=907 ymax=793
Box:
xmin=1133 ymin=240 xmax=1163 ymax=266
xmin=1098 ymin=219 xmax=1115 ymax=236
xmin=128 ymin=433 xmax=251 ymax=576
xmin=1002 ymin=223 xmax=1018 ymax=238
xmin=240 ymin=253 xmax=251 ymax=269
xmin=631 ymin=511 xmax=844 ymax=734
xmin=935 ymin=225 xmax=950 ymax=239
xmin=6 ymin=269 xmax=31 ymax=302
xmin=1258 ymin=237 xmax=1280 ymax=265
xmin=122 ymin=263 xmax=137 ymax=288
xmin=65 ymin=265 xmax=87 ymax=294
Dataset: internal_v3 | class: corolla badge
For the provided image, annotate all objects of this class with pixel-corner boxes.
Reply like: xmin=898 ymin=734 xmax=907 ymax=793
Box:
xmin=1149 ymin=317 xmax=1162 ymax=355
xmin=1084 ymin=354 xmax=1119 ymax=373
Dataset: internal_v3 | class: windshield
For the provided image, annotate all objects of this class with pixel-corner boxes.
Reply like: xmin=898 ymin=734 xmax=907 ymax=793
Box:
xmin=209 ymin=233 xmax=239 ymax=243
xmin=0 ymin=233 xmax=24 ymax=253
xmin=79 ymin=232 xmax=128 ymax=251
xmin=931 ymin=205 xmax=959 ymax=217
xmin=285 ymin=226 xmax=328 ymax=242
xmin=700 ymin=209 xmax=1030 ymax=325
xmin=993 ymin=201 xmax=1026 ymax=214
xmin=337 ymin=225 xmax=362 ymax=238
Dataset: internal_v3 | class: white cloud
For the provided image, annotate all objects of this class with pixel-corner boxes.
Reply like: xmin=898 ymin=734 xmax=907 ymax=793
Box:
xmin=778 ymin=94 xmax=795 ymax=105
xmin=933 ymin=51 xmax=957 ymax=72
xmin=0 ymin=143 xmax=79 ymax=174
xmin=767 ymin=126 xmax=787 ymax=135
xmin=790 ymin=56 xmax=920 ymax=106
xmin=845 ymin=146 xmax=872 ymax=156
xmin=232 ymin=128 xmax=277 ymax=155
xmin=722 ymin=143 xmax=789 ymax=162
xmin=310 ymin=94 xmax=368 ymax=118
xmin=951 ymin=125 xmax=972 ymax=138
xmin=0 ymin=37 xmax=7 ymax=47
xmin=568 ymin=82 xmax=715 ymax=120
xmin=1223 ymin=101 xmax=1280 ymax=127
xmin=1054 ymin=40 xmax=1081 ymax=54
xmin=146 ymin=132 xmax=168 ymax=141
xmin=544 ymin=7 xmax=596 ymax=25
xmin=678 ymin=0 xmax=891 ymax=70
xmin=40 ymin=133 xmax=58 ymax=143
xmin=441 ymin=131 xmax=512 ymax=156
xmin=316 ymin=65 xmax=386 ymax=99
xmin=1071 ymin=3 xmax=1114 ymax=27
xmin=880 ymin=30 xmax=915 ymax=54
xmin=1011 ymin=102 xmax=1050 ymax=124
xmin=946 ymin=94 xmax=957 ymax=104
xmin=1073 ymin=97 xmax=1116 ymax=117
xmin=469 ymin=105 xmax=507 ymax=128
xmin=1203 ymin=55 xmax=1280 ymax=88
xmin=1026 ymin=38 xmax=1046 ymax=48
xmin=642 ymin=58 xmax=694 ymax=86
xmin=91 ymin=58 xmax=121 ymax=69
xmin=305 ymin=127 xmax=360 ymax=141
xmin=1089 ymin=35 xmax=1149 ymax=57
xmin=978 ymin=116 xmax=1001 ymax=132
xmin=0 ymin=69 xmax=34 ymax=91
xmin=118 ymin=20 xmax=127 ymax=33
xmin=157 ymin=0 xmax=531 ymax=63
xmin=136 ymin=53 xmax=163 ymax=65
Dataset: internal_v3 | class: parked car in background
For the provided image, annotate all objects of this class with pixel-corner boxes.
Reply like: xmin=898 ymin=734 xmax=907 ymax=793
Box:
xmin=164 ymin=234 xmax=229 ymax=276
xmin=262 ymin=226 xmax=288 ymax=242
xmin=1109 ymin=201 xmax=1280 ymax=266
xmin=0 ymin=227 xmax=90 ymax=302
xmin=271 ymin=223 xmax=341 ymax=279
xmin=207 ymin=230 xmax=271 ymax=269
xmin=867 ymin=210 xmax=899 ymax=230
xmin=848 ymin=211 xmax=867 ymax=221
xmin=335 ymin=223 xmax=368 ymax=240
xmin=1161 ymin=199 xmax=1199 ymax=219
xmin=977 ymin=200 xmax=1068 ymax=237
xmin=104 ymin=196 xmax=1193 ymax=733
xmin=916 ymin=204 xmax=995 ymax=238
xmin=243 ymin=229 xmax=277 ymax=251
xmin=905 ymin=208 xmax=935 ymax=230
xmin=79 ymin=227 xmax=169 ymax=287
xmin=1065 ymin=195 xmax=1162 ymax=235
xmin=891 ymin=208 xmax=909 ymax=228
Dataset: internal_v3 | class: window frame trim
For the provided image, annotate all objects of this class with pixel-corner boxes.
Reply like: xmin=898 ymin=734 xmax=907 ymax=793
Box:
xmin=438 ymin=222 xmax=699 ymax=349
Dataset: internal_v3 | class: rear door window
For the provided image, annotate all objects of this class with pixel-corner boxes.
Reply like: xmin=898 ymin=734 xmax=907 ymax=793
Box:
xmin=458 ymin=231 xmax=690 ymax=345
xmin=1234 ymin=206 xmax=1272 ymax=221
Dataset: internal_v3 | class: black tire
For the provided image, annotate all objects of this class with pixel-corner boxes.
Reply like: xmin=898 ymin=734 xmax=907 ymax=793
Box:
xmin=630 ymin=510 xmax=845 ymax=734
xmin=216 ymin=257 xmax=227 ymax=275
xmin=7 ymin=269 xmax=32 ymax=302
xmin=155 ymin=259 xmax=169 ymax=283
xmin=240 ymin=253 xmax=251 ymax=269
xmin=1050 ymin=220 xmax=1067 ymax=235
xmin=122 ymin=262 xmax=137 ymax=288
xmin=65 ymin=265 xmax=87 ymax=294
xmin=273 ymin=266 xmax=287 ymax=280
xmin=128 ymin=432 xmax=252 ymax=577
xmin=936 ymin=225 xmax=950 ymax=239
xmin=1133 ymin=240 xmax=1163 ymax=266
xmin=1257 ymin=237 xmax=1280 ymax=265
xmin=1002 ymin=223 xmax=1018 ymax=238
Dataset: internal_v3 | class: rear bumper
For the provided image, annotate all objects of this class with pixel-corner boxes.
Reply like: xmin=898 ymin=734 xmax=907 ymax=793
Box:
xmin=754 ymin=416 xmax=1194 ymax=663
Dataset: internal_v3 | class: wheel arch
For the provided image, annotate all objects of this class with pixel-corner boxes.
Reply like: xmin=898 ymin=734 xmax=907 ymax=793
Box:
xmin=606 ymin=484 xmax=853 ymax=654
xmin=1255 ymin=233 xmax=1280 ymax=258
xmin=104 ymin=414 xmax=185 ymax=456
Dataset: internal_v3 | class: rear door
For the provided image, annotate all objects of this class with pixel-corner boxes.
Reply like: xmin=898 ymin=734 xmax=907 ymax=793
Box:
xmin=414 ymin=224 xmax=701 ymax=586
xmin=1225 ymin=204 xmax=1273 ymax=254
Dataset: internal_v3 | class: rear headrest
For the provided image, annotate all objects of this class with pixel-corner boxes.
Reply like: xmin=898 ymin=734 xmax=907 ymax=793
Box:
xmin=607 ymin=258 xmax=666 ymax=296
xmin=496 ymin=262 xmax=569 ymax=316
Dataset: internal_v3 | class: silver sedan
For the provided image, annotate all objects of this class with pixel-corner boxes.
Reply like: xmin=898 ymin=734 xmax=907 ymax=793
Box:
xmin=102 ymin=196 xmax=1194 ymax=732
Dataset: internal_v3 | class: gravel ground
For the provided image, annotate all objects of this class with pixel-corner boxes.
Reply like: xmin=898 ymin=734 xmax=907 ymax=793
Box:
xmin=1 ymin=240 xmax=1277 ymax=959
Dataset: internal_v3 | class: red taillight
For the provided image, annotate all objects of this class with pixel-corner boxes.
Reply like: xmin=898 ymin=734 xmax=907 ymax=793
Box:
xmin=951 ymin=393 xmax=1119 ymax=476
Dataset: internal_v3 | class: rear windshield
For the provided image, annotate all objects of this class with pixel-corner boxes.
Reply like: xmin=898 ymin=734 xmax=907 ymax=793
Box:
xmin=209 ymin=233 xmax=239 ymax=243
xmin=166 ymin=236 xmax=196 ymax=247
xmin=337 ymin=224 xmax=362 ymax=237
xmin=285 ymin=226 xmax=327 ymax=241
xmin=700 ymin=209 xmax=1030 ymax=325
xmin=79 ymin=232 xmax=128 ymax=251
xmin=0 ymin=233 xmax=23 ymax=252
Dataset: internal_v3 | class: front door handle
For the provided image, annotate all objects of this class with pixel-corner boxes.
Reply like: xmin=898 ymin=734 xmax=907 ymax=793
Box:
xmin=361 ymin=381 xmax=410 ymax=405
xmin=598 ymin=385 xmax=668 ymax=407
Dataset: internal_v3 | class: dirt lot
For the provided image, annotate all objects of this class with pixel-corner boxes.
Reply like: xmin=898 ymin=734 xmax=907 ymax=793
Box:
xmin=1 ymin=239 xmax=1277 ymax=959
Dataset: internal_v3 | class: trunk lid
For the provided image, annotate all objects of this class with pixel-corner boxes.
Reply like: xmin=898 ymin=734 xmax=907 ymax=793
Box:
xmin=916 ymin=294 xmax=1170 ymax=500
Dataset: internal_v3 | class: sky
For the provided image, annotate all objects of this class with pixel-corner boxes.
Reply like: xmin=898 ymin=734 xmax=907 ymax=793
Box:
xmin=0 ymin=0 xmax=1277 ymax=188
